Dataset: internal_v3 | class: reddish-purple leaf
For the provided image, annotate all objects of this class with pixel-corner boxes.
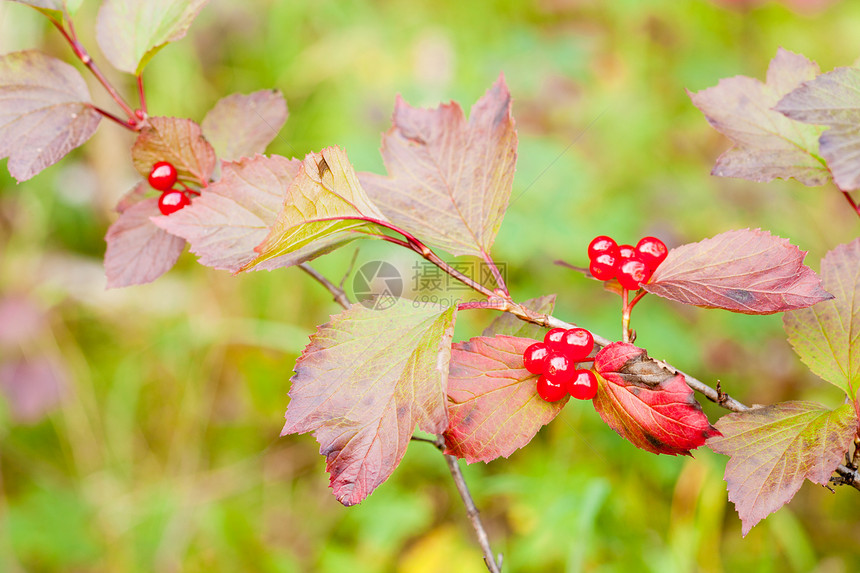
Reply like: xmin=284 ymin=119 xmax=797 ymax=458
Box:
xmin=0 ymin=50 xmax=101 ymax=182
xmin=152 ymin=155 xmax=302 ymax=272
xmin=775 ymin=67 xmax=860 ymax=190
xmin=104 ymin=198 xmax=186 ymax=288
xmin=784 ymin=239 xmax=860 ymax=399
xmin=96 ymin=0 xmax=210 ymax=74
xmin=359 ymin=75 xmax=517 ymax=258
xmin=131 ymin=117 xmax=216 ymax=187
xmin=708 ymin=402 xmax=858 ymax=536
xmin=201 ymin=90 xmax=288 ymax=162
xmin=0 ymin=356 xmax=69 ymax=424
xmin=592 ymin=342 xmax=719 ymax=456
xmin=114 ymin=181 xmax=149 ymax=214
xmin=284 ymin=301 xmax=457 ymax=506
xmin=444 ymin=335 xmax=567 ymax=463
xmin=643 ymin=229 xmax=832 ymax=314
xmin=241 ymin=146 xmax=388 ymax=272
xmin=689 ymin=48 xmax=827 ymax=186
xmin=0 ymin=295 xmax=46 ymax=346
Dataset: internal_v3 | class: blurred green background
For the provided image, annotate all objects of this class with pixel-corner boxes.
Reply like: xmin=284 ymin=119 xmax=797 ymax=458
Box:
xmin=1 ymin=0 xmax=859 ymax=571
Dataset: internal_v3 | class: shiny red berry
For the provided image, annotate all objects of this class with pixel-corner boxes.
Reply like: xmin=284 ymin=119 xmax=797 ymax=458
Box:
xmin=544 ymin=327 xmax=567 ymax=348
xmin=617 ymin=256 xmax=651 ymax=290
xmin=588 ymin=235 xmax=618 ymax=260
xmin=557 ymin=328 xmax=594 ymax=361
xmin=636 ymin=236 xmax=668 ymax=270
xmin=536 ymin=374 xmax=568 ymax=402
xmin=148 ymin=161 xmax=178 ymax=191
xmin=589 ymin=252 xmax=618 ymax=281
xmin=158 ymin=190 xmax=191 ymax=216
xmin=567 ymin=369 xmax=598 ymax=400
xmin=544 ymin=351 xmax=575 ymax=384
xmin=523 ymin=342 xmax=550 ymax=374
xmin=617 ymin=244 xmax=636 ymax=260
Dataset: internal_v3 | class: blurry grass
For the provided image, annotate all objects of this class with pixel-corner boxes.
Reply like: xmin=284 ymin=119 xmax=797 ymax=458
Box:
xmin=1 ymin=0 xmax=860 ymax=571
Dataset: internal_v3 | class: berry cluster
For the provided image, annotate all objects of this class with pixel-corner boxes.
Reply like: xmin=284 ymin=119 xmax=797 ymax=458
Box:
xmin=587 ymin=235 xmax=667 ymax=290
xmin=523 ymin=328 xmax=598 ymax=402
xmin=148 ymin=161 xmax=192 ymax=216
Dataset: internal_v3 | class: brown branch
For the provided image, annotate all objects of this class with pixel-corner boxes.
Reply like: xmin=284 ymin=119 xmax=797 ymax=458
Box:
xmin=412 ymin=436 xmax=502 ymax=573
xmin=298 ymin=263 xmax=351 ymax=309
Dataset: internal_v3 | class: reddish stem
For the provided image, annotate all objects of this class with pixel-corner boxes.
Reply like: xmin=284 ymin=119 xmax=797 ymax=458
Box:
xmin=481 ymin=248 xmax=509 ymax=296
xmin=49 ymin=17 xmax=139 ymax=126
xmin=89 ymin=104 xmax=136 ymax=131
xmin=136 ymin=74 xmax=148 ymax=115
xmin=841 ymin=190 xmax=860 ymax=220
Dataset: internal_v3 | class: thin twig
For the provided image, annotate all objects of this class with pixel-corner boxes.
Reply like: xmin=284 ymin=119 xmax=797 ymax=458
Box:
xmin=299 ymin=263 xmax=351 ymax=309
xmin=89 ymin=104 xmax=136 ymax=131
xmin=49 ymin=16 xmax=139 ymax=125
xmin=136 ymin=74 xmax=148 ymax=115
xmin=840 ymin=190 xmax=860 ymax=220
xmin=411 ymin=436 xmax=502 ymax=573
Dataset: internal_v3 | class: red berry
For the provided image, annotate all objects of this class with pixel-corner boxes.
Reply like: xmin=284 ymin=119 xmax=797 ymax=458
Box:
xmin=158 ymin=190 xmax=191 ymax=216
xmin=544 ymin=327 xmax=567 ymax=348
xmin=566 ymin=369 xmax=598 ymax=400
xmin=589 ymin=252 xmax=618 ymax=281
xmin=523 ymin=342 xmax=550 ymax=374
xmin=557 ymin=328 xmax=594 ymax=361
xmin=636 ymin=236 xmax=668 ymax=270
xmin=148 ymin=161 xmax=178 ymax=191
xmin=588 ymin=235 xmax=618 ymax=260
xmin=617 ymin=256 xmax=651 ymax=290
xmin=617 ymin=244 xmax=636 ymax=260
xmin=536 ymin=374 xmax=568 ymax=402
xmin=544 ymin=351 xmax=575 ymax=384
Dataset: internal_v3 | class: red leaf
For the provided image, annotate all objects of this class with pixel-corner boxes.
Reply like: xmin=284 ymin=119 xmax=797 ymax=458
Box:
xmin=0 ymin=356 xmax=69 ymax=424
xmin=104 ymin=198 xmax=186 ymax=288
xmin=444 ymin=335 xmax=567 ymax=463
xmin=643 ymin=229 xmax=832 ymax=314
xmin=359 ymin=75 xmax=517 ymax=258
xmin=592 ymin=343 xmax=719 ymax=456
xmin=708 ymin=402 xmax=858 ymax=535
xmin=284 ymin=301 xmax=457 ymax=506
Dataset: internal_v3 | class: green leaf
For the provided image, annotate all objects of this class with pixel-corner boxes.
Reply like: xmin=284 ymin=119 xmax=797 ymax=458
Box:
xmin=359 ymin=75 xmax=517 ymax=258
xmin=240 ymin=146 xmax=388 ymax=272
xmin=96 ymin=0 xmax=210 ymax=74
xmin=689 ymin=48 xmax=827 ymax=186
xmin=481 ymin=295 xmax=556 ymax=339
xmin=131 ymin=116 xmax=216 ymax=186
xmin=201 ymin=90 xmax=288 ymax=162
xmin=784 ymin=239 xmax=860 ymax=400
xmin=708 ymin=402 xmax=858 ymax=536
xmin=0 ymin=50 xmax=101 ymax=181
xmin=284 ymin=300 xmax=457 ymax=506
xmin=6 ymin=0 xmax=83 ymax=19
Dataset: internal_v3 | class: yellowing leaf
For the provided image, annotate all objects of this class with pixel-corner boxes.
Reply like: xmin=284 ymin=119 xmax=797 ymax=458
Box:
xmin=285 ymin=301 xmax=457 ymax=506
xmin=709 ymin=402 xmax=858 ymax=536
xmin=784 ymin=239 xmax=860 ymax=399
xmin=241 ymin=146 xmax=387 ymax=272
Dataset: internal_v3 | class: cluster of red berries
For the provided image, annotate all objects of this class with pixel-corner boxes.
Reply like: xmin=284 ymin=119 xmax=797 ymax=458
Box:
xmin=523 ymin=328 xmax=598 ymax=402
xmin=587 ymin=235 xmax=668 ymax=290
xmin=148 ymin=161 xmax=192 ymax=216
